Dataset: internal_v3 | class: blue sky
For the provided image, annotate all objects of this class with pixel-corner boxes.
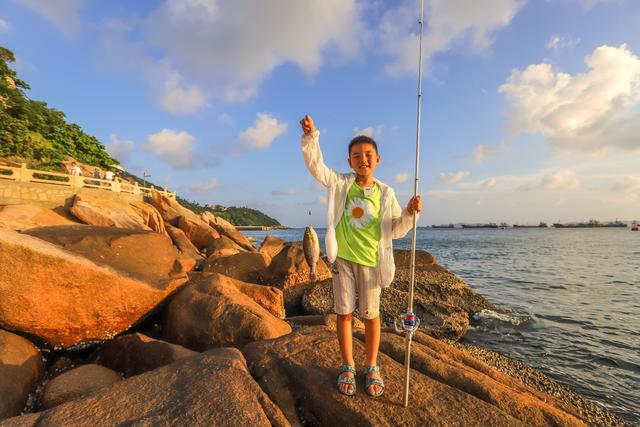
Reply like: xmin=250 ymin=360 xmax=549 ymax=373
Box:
xmin=1 ymin=0 xmax=639 ymax=226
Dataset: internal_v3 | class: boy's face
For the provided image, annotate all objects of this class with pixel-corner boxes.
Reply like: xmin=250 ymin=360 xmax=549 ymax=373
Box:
xmin=348 ymin=143 xmax=380 ymax=178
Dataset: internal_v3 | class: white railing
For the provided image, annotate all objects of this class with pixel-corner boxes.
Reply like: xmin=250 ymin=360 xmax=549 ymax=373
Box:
xmin=0 ymin=163 xmax=176 ymax=200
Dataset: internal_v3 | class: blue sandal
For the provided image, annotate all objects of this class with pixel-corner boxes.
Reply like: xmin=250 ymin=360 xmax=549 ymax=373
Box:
xmin=364 ymin=365 xmax=385 ymax=397
xmin=337 ymin=364 xmax=356 ymax=396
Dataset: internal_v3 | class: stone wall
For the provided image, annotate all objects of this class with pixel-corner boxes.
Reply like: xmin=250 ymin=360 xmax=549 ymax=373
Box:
xmin=0 ymin=181 xmax=143 ymax=208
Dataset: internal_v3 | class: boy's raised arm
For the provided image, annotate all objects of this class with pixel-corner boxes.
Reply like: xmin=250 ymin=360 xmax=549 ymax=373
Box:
xmin=391 ymin=194 xmax=422 ymax=239
xmin=299 ymin=115 xmax=340 ymax=187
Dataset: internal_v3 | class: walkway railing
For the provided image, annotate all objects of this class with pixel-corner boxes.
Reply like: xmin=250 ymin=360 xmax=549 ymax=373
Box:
xmin=0 ymin=163 xmax=176 ymax=200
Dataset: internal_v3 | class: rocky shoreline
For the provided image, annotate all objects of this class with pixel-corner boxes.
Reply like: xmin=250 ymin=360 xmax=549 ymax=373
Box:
xmin=0 ymin=192 xmax=625 ymax=425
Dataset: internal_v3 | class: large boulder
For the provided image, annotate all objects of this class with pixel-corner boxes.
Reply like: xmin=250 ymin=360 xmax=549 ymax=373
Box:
xmin=0 ymin=228 xmax=187 ymax=349
xmin=162 ymin=273 xmax=291 ymax=350
xmin=205 ymin=235 xmax=244 ymax=258
xmin=200 ymin=211 xmax=256 ymax=253
xmin=165 ymin=224 xmax=204 ymax=270
xmin=0 ymin=330 xmax=44 ymax=420
xmin=99 ymin=333 xmax=197 ymax=378
xmin=148 ymin=191 xmax=197 ymax=224
xmin=24 ymin=225 xmax=190 ymax=287
xmin=41 ymin=364 xmax=122 ymax=409
xmin=200 ymin=252 xmax=272 ymax=284
xmin=2 ymin=348 xmax=289 ymax=427
xmin=302 ymin=249 xmax=494 ymax=341
xmin=242 ymin=326 xmax=586 ymax=427
xmin=70 ymin=193 xmax=166 ymax=234
xmin=258 ymin=235 xmax=287 ymax=261
xmin=176 ymin=215 xmax=220 ymax=251
xmin=267 ymin=243 xmax=332 ymax=312
xmin=0 ymin=205 xmax=76 ymax=231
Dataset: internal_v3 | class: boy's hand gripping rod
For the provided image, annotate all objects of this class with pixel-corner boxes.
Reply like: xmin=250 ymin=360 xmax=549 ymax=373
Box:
xmin=393 ymin=0 xmax=425 ymax=408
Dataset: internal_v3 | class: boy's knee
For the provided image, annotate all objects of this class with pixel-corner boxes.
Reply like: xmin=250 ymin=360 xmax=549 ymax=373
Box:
xmin=336 ymin=313 xmax=353 ymax=322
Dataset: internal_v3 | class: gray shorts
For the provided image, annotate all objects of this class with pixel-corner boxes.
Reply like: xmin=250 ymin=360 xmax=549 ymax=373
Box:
xmin=332 ymin=258 xmax=381 ymax=319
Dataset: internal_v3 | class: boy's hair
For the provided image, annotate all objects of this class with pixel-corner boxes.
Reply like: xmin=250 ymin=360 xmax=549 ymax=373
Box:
xmin=348 ymin=135 xmax=378 ymax=156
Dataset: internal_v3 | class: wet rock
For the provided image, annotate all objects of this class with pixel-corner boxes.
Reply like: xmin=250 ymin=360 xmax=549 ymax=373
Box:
xmin=41 ymin=364 xmax=122 ymax=409
xmin=162 ymin=273 xmax=291 ymax=351
xmin=70 ymin=193 xmax=166 ymax=234
xmin=24 ymin=225 xmax=190 ymax=287
xmin=99 ymin=333 xmax=197 ymax=378
xmin=0 ymin=330 xmax=44 ymax=420
xmin=0 ymin=228 xmax=187 ymax=349
xmin=0 ymin=204 xmax=76 ymax=231
xmin=200 ymin=252 xmax=272 ymax=284
xmin=2 ymin=348 xmax=288 ymax=426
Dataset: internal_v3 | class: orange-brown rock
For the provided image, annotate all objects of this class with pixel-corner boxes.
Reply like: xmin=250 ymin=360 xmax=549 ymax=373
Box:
xmin=24 ymin=225 xmax=190 ymax=286
xmin=258 ymin=235 xmax=287 ymax=261
xmin=0 ymin=330 xmax=44 ymax=421
xmin=148 ymin=190 xmax=198 ymax=225
xmin=41 ymin=364 xmax=122 ymax=409
xmin=165 ymin=224 xmax=203 ymax=272
xmin=162 ymin=273 xmax=291 ymax=350
xmin=286 ymin=314 xmax=364 ymax=330
xmin=176 ymin=215 xmax=220 ymax=251
xmin=205 ymin=235 xmax=244 ymax=257
xmin=242 ymin=325 xmax=586 ymax=427
xmin=200 ymin=211 xmax=257 ymax=253
xmin=99 ymin=333 xmax=197 ymax=378
xmin=70 ymin=194 xmax=166 ymax=234
xmin=0 ymin=228 xmax=187 ymax=349
xmin=2 ymin=348 xmax=289 ymax=427
xmin=393 ymin=248 xmax=436 ymax=268
xmin=200 ymin=252 xmax=272 ymax=284
xmin=0 ymin=204 xmax=76 ymax=231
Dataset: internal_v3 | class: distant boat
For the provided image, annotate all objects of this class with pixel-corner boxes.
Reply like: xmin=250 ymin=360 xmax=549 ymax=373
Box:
xmin=632 ymin=221 xmax=639 ymax=231
xmin=553 ymin=220 xmax=627 ymax=228
xmin=431 ymin=224 xmax=454 ymax=228
xmin=514 ymin=222 xmax=548 ymax=228
xmin=461 ymin=223 xmax=499 ymax=228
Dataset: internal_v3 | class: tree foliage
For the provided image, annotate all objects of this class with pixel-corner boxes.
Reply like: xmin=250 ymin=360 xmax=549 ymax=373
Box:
xmin=0 ymin=46 xmax=119 ymax=170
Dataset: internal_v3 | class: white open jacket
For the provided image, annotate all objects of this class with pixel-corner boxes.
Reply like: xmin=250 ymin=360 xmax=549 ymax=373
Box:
xmin=301 ymin=130 xmax=418 ymax=288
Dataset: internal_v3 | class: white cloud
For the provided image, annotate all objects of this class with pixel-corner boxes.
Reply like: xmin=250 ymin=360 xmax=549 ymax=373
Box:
xmin=17 ymin=0 xmax=84 ymax=36
xmin=160 ymin=72 xmax=207 ymax=115
xmin=237 ymin=113 xmax=287 ymax=150
xmin=380 ymin=0 xmax=525 ymax=76
xmin=317 ymin=195 xmax=328 ymax=205
xmin=0 ymin=18 xmax=10 ymax=32
xmin=473 ymin=144 xmax=490 ymax=163
xmin=191 ymin=178 xmax=218 ymax=195
xmin=539 ymin=170 xmax=581 ymax=190
xmin=499 ymin=44 xmax=640 ymax=152
xmin=144 ymin=129 xmax=197 ymax=169
xmin=546 ymin=35 xmax=580 ymax=51
xmin=138 ymin=0 xmax=365 ymax=100
xmin=272 ymin=187 xmax=300 ymax=196
xmin=395 ymin=172 xmax=409 ymax=184
xmin=481 ymin=177 xmax=497 ymax=188
xmin=611 ymin=175 xmax=640 ymax=192
xmin=105 ymin=134 xmax=134 ymax=163
xmin=438 ymin=171 xmax=470 ymax=184
xmin=354 ymin=125 xmax=383 ymax=139
xmin=217 ymin=112 xmax=233 ymax=125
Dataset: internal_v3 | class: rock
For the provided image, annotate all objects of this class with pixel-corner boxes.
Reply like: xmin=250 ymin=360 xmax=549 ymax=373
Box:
xmin=301 ymin=249 xmax=495 ymax=341
xmin=165 ymin=224 xmax=203 ymax=268
xmin=70 ymin=193 xmax=166 ymax=234
xmin=258 ymin=235 xmax=287 ymax=260
xmin=242 ymin=325 xmax=585 ymax=427
xmin=0 ymin=204 xmax=76 ymax=231
xmin=200 ymin=252 xmax=272 ymax=284
xmin=148 ymin=191 xmax=197 ymax=225
xmin=0 ymin=228 xmax=187 ymax=349
xmin=0 ymin=330 xmax=44 ymax=420
xmin=200 ymin=211 xmax=257 ymax=253
xmin=286 ymin=314 xmax=364 ymax=330
xmin=176 ymin=215 xmax=220 ymax=251
xmin=2 ymin=348 xmax=288 ymax=427
xmin=41 ymin=364 xmax=122 ymax=410
xmin=267 ymin=244 xmax=332 ymax=312
xmin=24 ymin=225 xmax=190 ymax=287
xmin=162 ymin=273 xmax=291 ymax=350
xmin=205 ymin=235 xmax=244 ymax=258
xmin=99 ymin=333 xmax=197 ymax=378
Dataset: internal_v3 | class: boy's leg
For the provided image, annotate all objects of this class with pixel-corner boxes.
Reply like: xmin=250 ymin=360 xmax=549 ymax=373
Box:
xmin=337 ymin=313 xmax=355 ymax=394
xmin=357 ymin=264 xmax=383 ymax=396
xmin=364 ymin=316 xmax=382 ymax=395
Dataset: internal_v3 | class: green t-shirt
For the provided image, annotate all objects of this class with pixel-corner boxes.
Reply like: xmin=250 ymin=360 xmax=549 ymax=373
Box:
xmin=336 ymin=182 xmax=381 ymax=267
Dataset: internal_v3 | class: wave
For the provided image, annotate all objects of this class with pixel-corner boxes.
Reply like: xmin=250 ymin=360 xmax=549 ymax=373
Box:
xmin=472 ymin=309 xmax=529 ymax=326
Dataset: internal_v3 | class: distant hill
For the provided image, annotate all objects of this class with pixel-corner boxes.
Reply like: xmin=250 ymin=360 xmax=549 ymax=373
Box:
xmin=0 ymin=45 xmax=281 ymax=227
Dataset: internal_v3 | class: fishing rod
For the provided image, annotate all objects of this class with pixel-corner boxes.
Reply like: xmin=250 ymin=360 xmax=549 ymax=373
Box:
xmin=394 ymin=0 xmax=425 ymax=408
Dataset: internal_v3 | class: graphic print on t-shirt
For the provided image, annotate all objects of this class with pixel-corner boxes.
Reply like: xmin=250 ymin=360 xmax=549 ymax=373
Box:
xmin=345 ymin=197 xmax=375 ymax=229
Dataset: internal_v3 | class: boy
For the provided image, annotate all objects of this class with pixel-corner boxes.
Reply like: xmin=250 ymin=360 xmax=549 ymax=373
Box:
xmin=299 ymin=115 xmax=421 ymax=397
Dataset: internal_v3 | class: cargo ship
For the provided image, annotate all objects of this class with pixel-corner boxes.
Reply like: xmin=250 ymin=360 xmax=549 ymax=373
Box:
xmin=513 ymin=222 xmax=548 ymax=228
xmin=553 ymin=220 xmax=627 ymax=228
xmin=431 ymin=224 xmax=455 ymax=228
xmin=461 ymin=223 xmax=499 ymax=228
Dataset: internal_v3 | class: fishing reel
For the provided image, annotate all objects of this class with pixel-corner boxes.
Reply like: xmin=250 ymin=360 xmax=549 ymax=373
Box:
xmin=394 ymin=312 xmax=421 ymax=335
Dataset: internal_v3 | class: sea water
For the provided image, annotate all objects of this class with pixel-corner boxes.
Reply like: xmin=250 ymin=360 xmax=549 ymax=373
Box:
xmin=243 ymin=227 xmax=639 ymax=423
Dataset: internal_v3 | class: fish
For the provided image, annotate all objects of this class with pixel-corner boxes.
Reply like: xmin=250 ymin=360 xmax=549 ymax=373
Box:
xmin=303 ymin=225 xmax=320 ymax=283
